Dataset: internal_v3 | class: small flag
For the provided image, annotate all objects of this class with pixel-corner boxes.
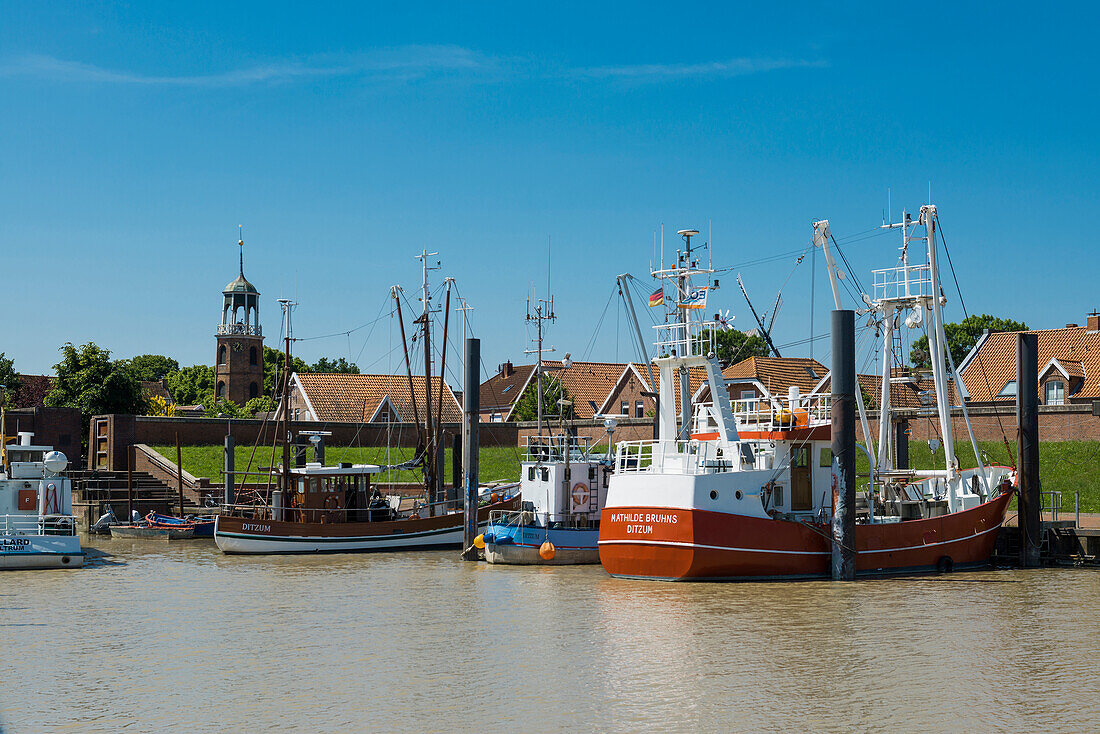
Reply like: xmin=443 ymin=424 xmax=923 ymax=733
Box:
xmin=648 ymin=288 xmax=664 ymax=307
xmin=678 ymin=286 xmax=708 ymax=310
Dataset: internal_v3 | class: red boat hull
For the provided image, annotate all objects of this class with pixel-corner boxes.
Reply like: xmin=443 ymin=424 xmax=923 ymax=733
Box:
xmin=599 ymin=490 xmax=1013 ymax=581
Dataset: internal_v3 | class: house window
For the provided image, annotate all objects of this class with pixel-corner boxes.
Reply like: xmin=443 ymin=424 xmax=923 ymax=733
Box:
xmin=620 ymin=401 xmax=628 ymax=415
xmin=997 ymin=380 xmax=1017 ymax=398
xmin=218 ymin=345 xmax=227 ymax=365
xmin=216 ymin=381 xmax=226 ymax=399
xmin=1045 ymin=380 xmax=1065 ymax=405
xmin=250 ymin=347 xmax=258 ymax=366
xmin=249 ymin=382 xmax=258 ymax=399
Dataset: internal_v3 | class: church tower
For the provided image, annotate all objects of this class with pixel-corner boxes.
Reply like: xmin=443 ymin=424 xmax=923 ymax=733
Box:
xmin=215 ymin=235 xmax=264 ymax=405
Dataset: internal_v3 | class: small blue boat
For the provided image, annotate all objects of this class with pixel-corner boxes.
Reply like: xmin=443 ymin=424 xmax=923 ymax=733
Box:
xmin=145 ymin=512 xmax=216 ymax=538
xmin=483 ymin=433 xmax=611 ymax=565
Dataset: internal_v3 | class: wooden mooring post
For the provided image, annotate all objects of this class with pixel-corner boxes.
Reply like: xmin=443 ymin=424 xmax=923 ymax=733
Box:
xmin=1016 ymin=332 xmax=1041 ymax=567
xmin=127 ymin=444 xmax=134 ymax=520
xmin=175 ymin=432 xmax=185 ymax=517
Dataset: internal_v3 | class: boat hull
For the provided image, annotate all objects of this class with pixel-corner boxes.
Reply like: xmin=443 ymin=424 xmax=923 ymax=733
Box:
xmin=483 ymin=524 xmax=600 ymax=565
xmin=214 ymin=497 xmax=520 ymax=555
xmin=0 ymin=535 xmax=84 ymax=570
xmin=599 ymin=490 xmax=1013 ymax=581
xmin=110 ymin=525 xmax=195 ymax=540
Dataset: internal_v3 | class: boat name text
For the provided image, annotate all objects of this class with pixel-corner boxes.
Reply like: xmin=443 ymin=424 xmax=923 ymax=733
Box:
xmin=242 ymin=523 xmax=271 ymax=533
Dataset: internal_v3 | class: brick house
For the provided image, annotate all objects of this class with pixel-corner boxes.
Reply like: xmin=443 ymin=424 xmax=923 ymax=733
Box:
xmin=479 ymin=360 xmax=653 ymax=421
xmin=283 ymin=372 xmax=462 ymax=423
xmin=957 ymin=312 xmax=1100 ymax=406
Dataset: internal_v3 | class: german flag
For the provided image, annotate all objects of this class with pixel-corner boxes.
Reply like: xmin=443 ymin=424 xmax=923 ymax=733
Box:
xmin=648 ymin=288 xmax=664 ymax=307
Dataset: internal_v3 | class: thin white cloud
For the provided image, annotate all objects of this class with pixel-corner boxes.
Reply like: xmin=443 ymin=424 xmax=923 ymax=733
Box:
xmin=576 ymin=57 xmax=826 ymax=80
xmin=0 ymin=45 xmax=492 ymax=87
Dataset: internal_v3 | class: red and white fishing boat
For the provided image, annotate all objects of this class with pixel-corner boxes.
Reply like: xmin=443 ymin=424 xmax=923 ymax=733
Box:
xmin=599 ymin=209 xmax=1015 ymax=580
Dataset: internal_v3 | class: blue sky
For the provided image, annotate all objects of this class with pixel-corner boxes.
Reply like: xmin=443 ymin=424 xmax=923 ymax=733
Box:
xmin=2 ymin=2 xmax=1097 ymax=384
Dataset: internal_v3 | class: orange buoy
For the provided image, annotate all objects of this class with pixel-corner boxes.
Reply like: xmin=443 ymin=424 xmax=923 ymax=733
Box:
xmin=490 ymin=492 xmax=500 ymax=503
xmin=473 ymin=533 xmax=486 ymax=549
xmin=539 ymin=541 xmax=556 ymax=560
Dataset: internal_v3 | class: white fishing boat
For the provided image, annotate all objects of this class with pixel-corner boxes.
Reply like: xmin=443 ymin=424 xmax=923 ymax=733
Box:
xmin=0 ymin=431 xmax=84 ymax=570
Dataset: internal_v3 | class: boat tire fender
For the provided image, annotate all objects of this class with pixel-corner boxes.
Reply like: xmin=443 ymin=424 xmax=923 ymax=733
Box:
xmin=936 ymin=555 xmax=954 ymax=574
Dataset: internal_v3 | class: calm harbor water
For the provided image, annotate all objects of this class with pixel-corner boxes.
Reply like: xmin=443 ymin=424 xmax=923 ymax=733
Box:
xmin=2 ymin=538 xmax=1098 ymax=733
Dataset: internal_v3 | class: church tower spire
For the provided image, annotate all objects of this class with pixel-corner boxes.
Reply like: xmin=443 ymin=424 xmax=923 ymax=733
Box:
xmin=215 ymin=228 xmax=265 ymax=405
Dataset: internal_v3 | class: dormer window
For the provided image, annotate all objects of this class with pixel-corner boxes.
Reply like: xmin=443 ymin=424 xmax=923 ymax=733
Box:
xmin=1045 ymin=380 xmax=1065 ymax=405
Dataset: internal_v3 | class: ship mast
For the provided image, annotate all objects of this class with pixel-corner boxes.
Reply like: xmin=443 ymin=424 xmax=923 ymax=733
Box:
xmin=525 ymin=292 xmax=556 ymax=438
xmin=416 ymin=250 xmax=441 ymax=513
xmin=277 ymin=298 xmax=297 ymax=513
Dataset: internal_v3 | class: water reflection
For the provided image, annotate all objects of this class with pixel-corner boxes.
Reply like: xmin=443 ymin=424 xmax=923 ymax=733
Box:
xmin=1 ymin=538 xmax=1097 ymax=732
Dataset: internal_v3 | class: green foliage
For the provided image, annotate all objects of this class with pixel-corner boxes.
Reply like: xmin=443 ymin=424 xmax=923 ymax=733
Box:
xmin=910 ymin=314 xmax=1029 ymax=369
xmin=128 ymin=354 xmax=180 ymax=382
xmin=263 ymin=345 xmax=309 ymax=395
xmin=165 ymin=365 xmax=216 ymax=406
xmin=45 ymin=342 xmax=146 ymax=420
xmin=311 ymin=356 xmax=359 ymax=374
xmin=203 ymin=399 xmax=250 ymax=419
xmin=244 ymin=395 xmax=276 ymax=417
xmin=0 ymin=352 xmax=20 ymax=399
xmin=512 ymin=374 xmax=576 ymax=422
xmin=711 ymin=328 xmax=770 ymax=366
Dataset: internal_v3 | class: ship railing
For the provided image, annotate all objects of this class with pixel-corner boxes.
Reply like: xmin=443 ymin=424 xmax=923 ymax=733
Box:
xmin=653 ymin=320 xmax=719 ymax=360
xmin=732 ymin=394 xmax=831 ymax=429
xmin=488 ymin=509 xmax=597 ymax=529
xmin=872 ymin=263 xmax=933 ymax=303
xmin=0 ymin=514 xmax=78 ymax=536
xmin=615 ymin=439 xmax=740 ymax=475
xmin=216 ymin=323 xmax=262 ymax=337
xmin=524 ymin=434 xmax=592 ymax=463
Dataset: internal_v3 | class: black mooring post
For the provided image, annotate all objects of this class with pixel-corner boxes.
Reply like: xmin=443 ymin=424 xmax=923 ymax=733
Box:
xmin=1016 ymin=332 xmax=1041 ymax=567
xmin=462 ymin=338 xmax=481 ymax=560
xmin=831 ymin=310 xmax=857 ymax=581
xmin=437 ymin=439 xmax=448 ymax=508
xmin=895 ymin=419 xmax=909 ymax=471
xmin=452 ymin=433 xmax=461 ymax=494
xmin=314 ymin=436 xmax=324 ymax=466
xmin=224 ymin=434 xmax=235 ymax=507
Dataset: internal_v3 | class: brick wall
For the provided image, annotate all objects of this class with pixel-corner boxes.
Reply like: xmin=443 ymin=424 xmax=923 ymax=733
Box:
xmin=3 ymin=407 xmax=82 ymax=463
xmin=858 ymin=403 xmax=1100 ymax=444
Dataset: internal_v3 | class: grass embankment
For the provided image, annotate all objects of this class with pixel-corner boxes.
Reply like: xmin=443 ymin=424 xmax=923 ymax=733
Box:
xmin=157 ymin=440 xmax=1100 ymax=511
xmin=855 ymin=440 xmax=1100 ymax=513
xmin=154 ymin=445 xmax=523 ymax=486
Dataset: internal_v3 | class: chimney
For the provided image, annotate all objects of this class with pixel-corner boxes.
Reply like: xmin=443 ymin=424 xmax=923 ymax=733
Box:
xmin=1088 ymin=312 xmax=1100 ymax=331
xmin=1066 ymin=323 xmax=1079 ymax=329
xmin=500 ymin=361 xmax=514 ymax=378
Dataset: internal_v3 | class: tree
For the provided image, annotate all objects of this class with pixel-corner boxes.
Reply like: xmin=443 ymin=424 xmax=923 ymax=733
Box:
xmin=711 ymin=329 xmax=770 ymax=367
xmin=311 ymin=356 xmax=360 ymax=374
xmin=910 ymin=314 xmax=1029 ymax=369
xmin=0 ymin=352 xmax=20 ymax=401
xmin=263 ymin=345 xmax=310 ymax=396
xmin=512 ymin=374 xmax=576 ymax=422
xmin=244 ymin=395 xmax=276 ymax=417
xmin=203 ymin=398 xmax=250 ymax=419
xmin=45 ymin=342 xmax=146 ymax=420
xmin=164 ymin=365 xmax=216 ymax=406
xmin=129 ymin=354 xmax=180 ymax=382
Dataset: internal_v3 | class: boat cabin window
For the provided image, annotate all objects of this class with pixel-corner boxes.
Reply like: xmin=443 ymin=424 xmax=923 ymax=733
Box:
xmin=540 ymin=467 xmax=550 ymax=482
xmin=819 ymin=447 xmax=832 ymax=467
xmin=528 ymin=467 xmax=536 ymax=481
xmin=588 ymin=466 xmax=597 ymax=481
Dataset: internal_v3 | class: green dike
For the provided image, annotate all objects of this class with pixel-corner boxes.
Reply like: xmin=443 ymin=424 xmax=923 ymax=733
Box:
xmin=155 ymin=439 xmax=1100 ymax=512
xmin=154 ymin=445 xmax=524 ymax=485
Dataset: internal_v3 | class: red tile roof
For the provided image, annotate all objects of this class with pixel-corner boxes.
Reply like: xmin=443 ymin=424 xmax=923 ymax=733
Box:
xmin=294 ymin=372 xmax=461 ymax=423
xmin=960 ymin=326 xmax=1100 ymax=402
xmin=722 ymin=357 xmax=827 ymax=396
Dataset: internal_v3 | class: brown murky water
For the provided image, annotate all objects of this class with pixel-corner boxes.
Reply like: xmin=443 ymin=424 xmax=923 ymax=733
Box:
xmin=2 ymin=537 xmax=1098 ymax=733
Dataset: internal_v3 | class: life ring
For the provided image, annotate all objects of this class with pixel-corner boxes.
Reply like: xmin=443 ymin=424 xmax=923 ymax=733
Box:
xmin=324 ymin=494 xmax=341 ymax=510
xmin=571 ymin=482 xmax=590 ymax=508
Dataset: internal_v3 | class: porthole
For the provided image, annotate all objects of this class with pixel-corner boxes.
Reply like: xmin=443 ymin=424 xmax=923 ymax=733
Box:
xmin=709 ymin=490 xmax=718 ymax=500
xmin=735 ymin=490 xmax=743 ymax=501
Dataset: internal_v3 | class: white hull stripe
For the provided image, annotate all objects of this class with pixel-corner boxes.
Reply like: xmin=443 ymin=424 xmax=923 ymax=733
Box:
xmin=598 ymin=524 xmax=1001 ymax=556
xmin=217 ymin=520 xmax=490 ymax=546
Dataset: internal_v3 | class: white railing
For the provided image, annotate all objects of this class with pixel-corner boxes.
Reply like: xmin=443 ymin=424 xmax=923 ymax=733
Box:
xmin=872 ymin=263 xmax=932 ymax=302
xmin=524 ymin=435 xmax=592 ymax=463
xmin=732 ymin=394 xmax=831 ymax=429
xmin=653 ymin=320 xmax=718 ymax=360
xmin=1 ymin=514 xmax=78 ymax=536
xmin=216 ymin=323 xmax=262 ymax=337
xmin=615 ymin=439 xmax=739 ymax=475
